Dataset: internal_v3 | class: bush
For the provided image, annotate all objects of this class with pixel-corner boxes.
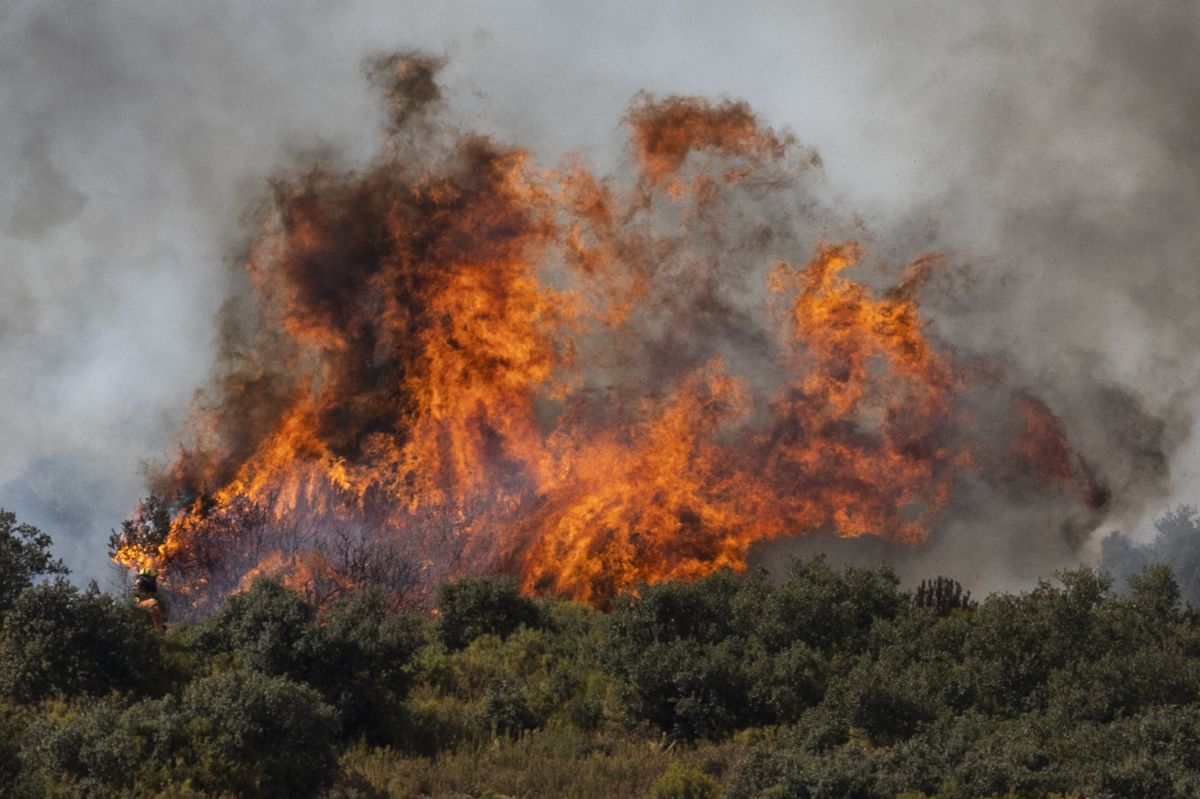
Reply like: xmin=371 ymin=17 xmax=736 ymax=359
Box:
xmin=19 ymin=670 xmax=340 ymax=797
xmin=401 ymin=684 xmax=485 ymax=755
xmin=753 ymin=558 xmax=905 ymax=655
xmin=178 ymin=668 xmax=340 ymax=796
xmin=194 ymin=577 xmax=315 ymax=677
xmin=306 ymin=588 xmax=424 ymax=743
xmin=19 ymin=698 xmax=145 ymax=798
xmin=7 ymin=514 xmax=1200 ymax=796
xmin=0 ymin=578 xmax=160 ymax=702
xmin=336 ymin=726 xmax=742 ymax=799
xmin=606 ymin=562 xmax=903 ymax=740
xmin=436 ymin=576 xmax=540 ymax=650
xmin=647 ymin=762 xmax=720 ymax=799
xmin=0 ymin=697 xmax=35 ymax=792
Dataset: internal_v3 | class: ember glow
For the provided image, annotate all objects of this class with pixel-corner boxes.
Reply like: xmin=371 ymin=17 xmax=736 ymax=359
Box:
xmin=112 ymin=57 xmax=1107 ymax=611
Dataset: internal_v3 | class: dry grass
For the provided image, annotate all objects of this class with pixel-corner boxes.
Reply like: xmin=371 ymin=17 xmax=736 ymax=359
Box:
xmin=334 ymin=725 xmax=747 ymax=799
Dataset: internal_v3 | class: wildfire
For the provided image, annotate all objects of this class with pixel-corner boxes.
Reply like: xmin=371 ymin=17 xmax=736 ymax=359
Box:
xmin=112 ymin=57 xmax=1107 ymax=612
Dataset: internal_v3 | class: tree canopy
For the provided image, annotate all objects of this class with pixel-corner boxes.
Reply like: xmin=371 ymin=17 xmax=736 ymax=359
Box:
xmin=0 ymin=508 xmax=67 ymax=614
xmin=3 ymin=513 xmax=1200 ymax=797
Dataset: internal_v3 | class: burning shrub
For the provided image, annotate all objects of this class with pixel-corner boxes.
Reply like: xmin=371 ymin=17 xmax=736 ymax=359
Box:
xmin=106 ymin=496 xmax=170 ymax=576
xmin=111 ymin=56 xmax=1113 ymax=612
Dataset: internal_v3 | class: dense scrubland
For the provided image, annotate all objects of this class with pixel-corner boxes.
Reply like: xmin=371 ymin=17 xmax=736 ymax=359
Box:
xmin=4 ymin=506 xmax=1200 ymax=798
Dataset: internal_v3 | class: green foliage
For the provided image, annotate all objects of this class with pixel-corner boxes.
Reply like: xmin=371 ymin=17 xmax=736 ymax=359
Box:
xmin=755 ymin=557 xmax=905 ymax=654
xmin=0 ymin=578 xmax=161 ymax=702
xmin=478 ymin=676 xmax=538 ymax=737
xmin=0 ymin=697 xmax=35 ymax=790
xmin=177 ymin=668 xmax=340 ymax=796
xmin=1128 ymin=563 xmax=1182 ymax=621
xmin=606 ymin=561 xmax=899 ymax=740
xmin=307 ymin=588 xmax=424 ymax=742
xmin=195 ymin=577 xmax=315 ymax=677
xmin=336 ymin=726 xmax=743 ymax=799
xmin=18 ymin=697 xmax=146 ymax=798
xmin=0 ymin=508 xmax=68 ymax=614
xmin=193 ymin=580 xmax=424 ymax=744
xmin=724 ymin=566 xmax=1200 ymax=799
xmin=606 ymin=570 xmax=758 ymax=740
xmin=402 ymin=621 xmax=616 ymax=752
xmin=20 ymin=670 xmax=339 ymax=797
xmin=647 ymin=762 xmax=720 ymax=799
xmin=436 ymin=576 xmax=541 ymax=650
xmin=401 ymin=683 xmax=484 ymax=755
xmin=8 ymin=517 xmax=1200 ymax=796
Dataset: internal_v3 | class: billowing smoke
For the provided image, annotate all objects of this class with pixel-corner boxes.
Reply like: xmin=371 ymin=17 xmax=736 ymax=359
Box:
xmin=2 ymin=2 xmax=1195 ymax=598
xmin=796 ymin=2 xmax=1200 ymax=593
xmin=102 ymin=54 xmax=1151 ymax=613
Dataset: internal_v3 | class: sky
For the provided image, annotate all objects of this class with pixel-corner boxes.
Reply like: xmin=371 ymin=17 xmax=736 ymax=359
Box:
xmin=1 ymin=0 xmax=1197 ymax=587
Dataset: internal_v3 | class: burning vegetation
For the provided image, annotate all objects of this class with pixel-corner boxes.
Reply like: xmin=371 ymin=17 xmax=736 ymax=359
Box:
xmin=110 ymin=55 xmax=1109 ymax=614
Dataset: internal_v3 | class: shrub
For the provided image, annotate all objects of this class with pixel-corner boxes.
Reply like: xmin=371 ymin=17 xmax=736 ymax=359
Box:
xmin=179 ymin=668 xmax=339 ymax=796
xmin=19 ymin=670 xmax=339 ymax=797
xmin=605 ymin=563 xmax=903 ymax=740
xmin=0 ymin=578 xmax=160 ymax=702
xmin=307 ymin=588 xmax=424 ymax=742
xmin=19 ymin=698 xmax=144 ymax=798
xmin=647 ymin=762 xmax=720 ymax=799
xmin=194 ymin=577 xmax=315 ymax=677
xmin=436 ymin=576 xmax=540 ymax=650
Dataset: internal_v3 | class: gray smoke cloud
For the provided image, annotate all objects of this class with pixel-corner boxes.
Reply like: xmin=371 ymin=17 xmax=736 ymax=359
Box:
xmin=1 ymin=0 xmax=1195 ymax=590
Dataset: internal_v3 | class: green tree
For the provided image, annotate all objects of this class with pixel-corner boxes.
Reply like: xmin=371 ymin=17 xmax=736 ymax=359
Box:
xmin=0 ymin=508 xmax=68 ymax=614
xmin=18 ymin=698 xmax=140 ymax=798
xmin=21 ymin=671 xmax=339 ymax=798
xmin=179 ymin=668 xmax=339 ymax=797
xmin=306 ymin=588 xmax=423 ymax=742
xmin=1128 ymin=563 xmax=1183 ymax=622
xmin=606 ymin=571 xmax=761 ymax=740
xmin=194 ymin=577 xmax=315 ymax=677
xmin=606 ymin=563 xmax=904 ymax=740
xmin=0 ymin=578 xmax=160 ymax=702
xmin=436 ymin=576 xmax=540 ymax=650
xmin=753 ymin=557 xmax=905 ymax=655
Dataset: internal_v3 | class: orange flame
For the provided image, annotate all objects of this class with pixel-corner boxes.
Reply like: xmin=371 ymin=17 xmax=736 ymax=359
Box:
xmin=112 ymin=60 xmax=1105 ymax=611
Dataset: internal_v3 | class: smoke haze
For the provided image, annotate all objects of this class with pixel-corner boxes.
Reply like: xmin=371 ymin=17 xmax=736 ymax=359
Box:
xmin=1 ymin=1 xmax=1196 ymax=591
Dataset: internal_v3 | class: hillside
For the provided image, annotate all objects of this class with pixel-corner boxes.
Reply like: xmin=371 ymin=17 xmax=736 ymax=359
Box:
xmin=5 ymin=508 xmax=1200 ymax=797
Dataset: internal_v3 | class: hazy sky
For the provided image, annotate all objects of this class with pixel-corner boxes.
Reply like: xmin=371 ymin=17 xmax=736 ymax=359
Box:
xmin=2 ymin=1 xmax=1197 ymax=585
